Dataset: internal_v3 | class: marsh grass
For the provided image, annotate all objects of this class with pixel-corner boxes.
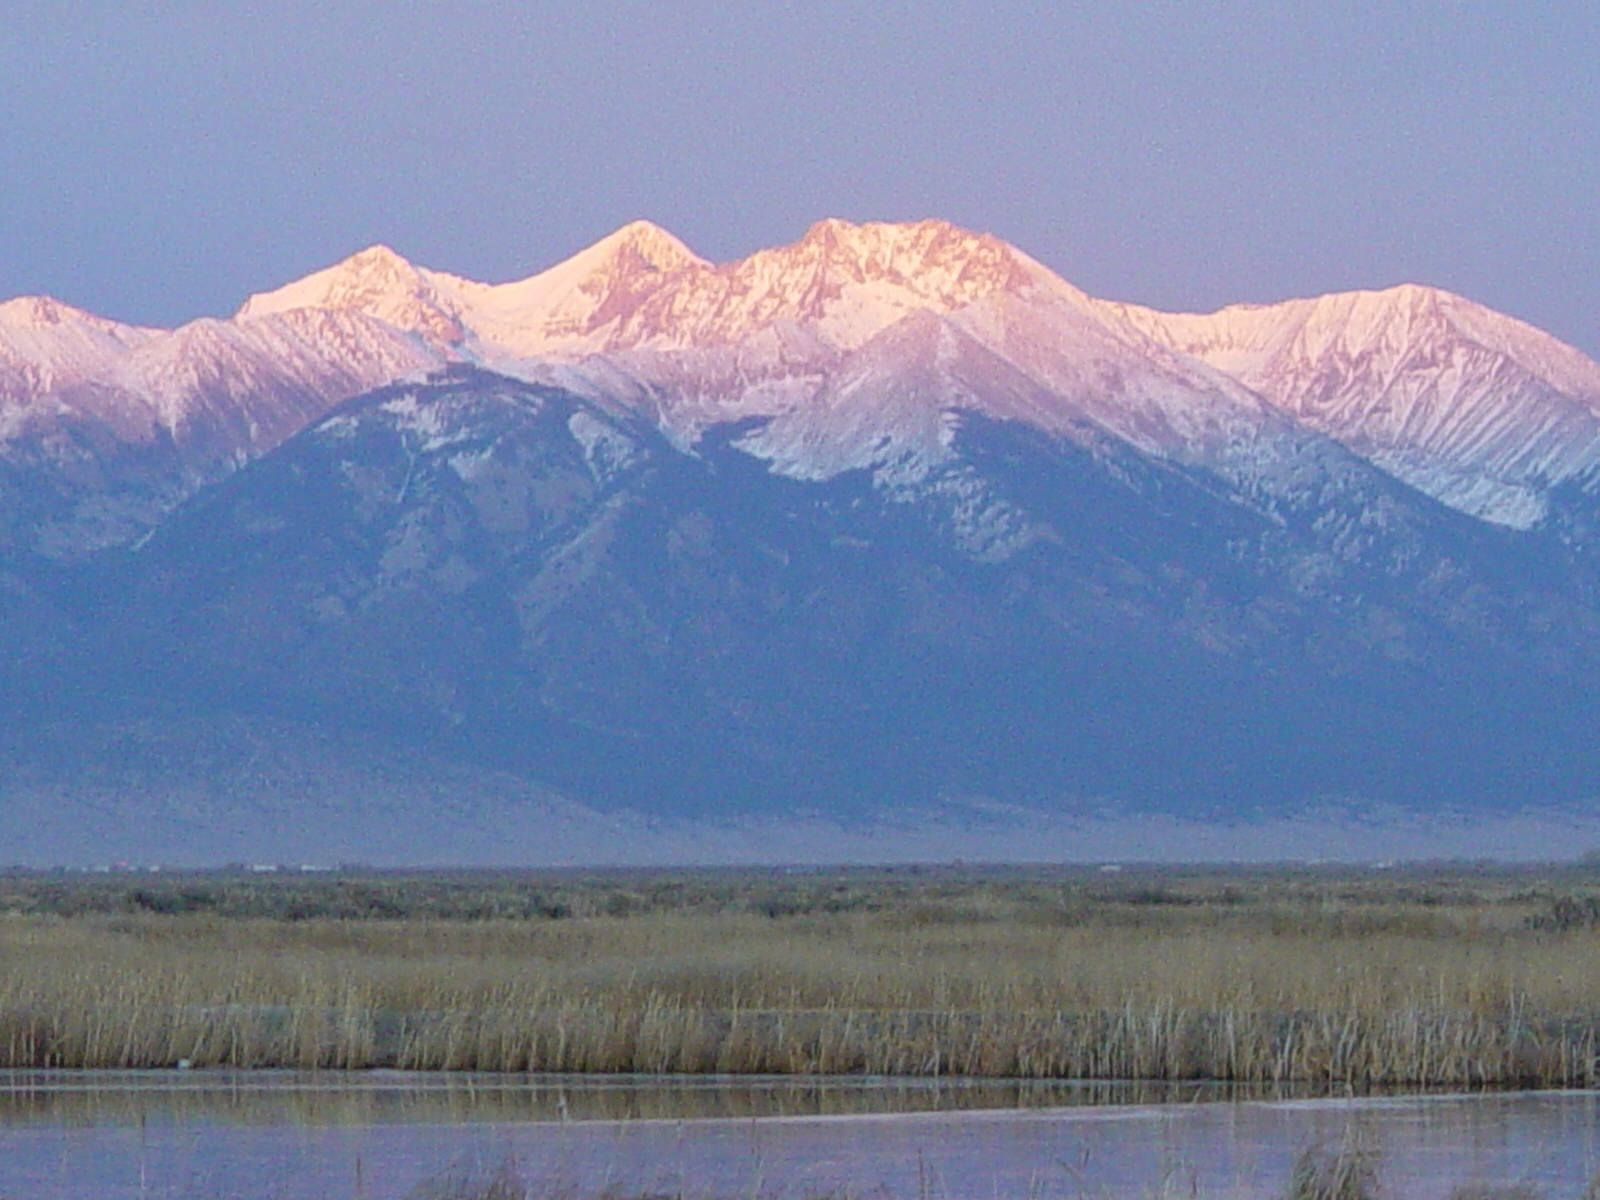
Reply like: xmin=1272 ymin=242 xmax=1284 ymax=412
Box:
xmin=1286 ymin=1131 xmax=1380 ymax=1200
xmin=2 ymin=866 xmax=1599 ymax=1086
xmin=399 ymin=1154 xmax=1600 ymax=1200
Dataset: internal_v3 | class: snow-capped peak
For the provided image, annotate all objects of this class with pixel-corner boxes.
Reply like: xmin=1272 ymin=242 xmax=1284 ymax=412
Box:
xmin=792 ymin=217 xmax=1038 ymax=297
xmin=237 ymin=244 xmax=416 ymax=317
xmin=0 ymin=294 xmax=154 ymax=338
xmin=575 ymin=219 xmax=705 ymax=275
xmin=1 ymin=295 xmax=90 ymax=330
xmin=0 ymin=295 xmax=159 ymax=396
xmin=13 ymin=218 xmax=1600 ymax=541
xmin=219 ymin=218 xmax=1076 ymax=364
xmin=542 ymin=216 xmax=1060 ymax=357
xmin=236 ymin=244 xmax=466 ymax=343
xmin=1109 ymin=283 xmax=1600 ymax=525
xmin=430 ymin=220 xmax=707 ymax=358
xmin=1108 ymin=282 xmax=1600 ymax=399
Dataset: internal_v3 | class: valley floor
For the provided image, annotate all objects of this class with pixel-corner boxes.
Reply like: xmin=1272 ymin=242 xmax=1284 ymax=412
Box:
xmin=1 ymin=864 xmax=1598 ymax=1088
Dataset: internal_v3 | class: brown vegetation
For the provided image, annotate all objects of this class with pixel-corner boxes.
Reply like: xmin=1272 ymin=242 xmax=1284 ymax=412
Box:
xmin=1 ymin=865 xmax=1598 ymax=1087
xmin=1286 ymin=1132 xmax=1381 ymax=1200
xmin=405 ymin=1149 xmax=1600 ymax=1200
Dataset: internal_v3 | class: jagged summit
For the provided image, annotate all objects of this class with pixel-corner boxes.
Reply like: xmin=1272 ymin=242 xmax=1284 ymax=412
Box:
xmin=0 ymin=295 xmax=156 ymax=341
xmin=793 ymin=216 xmax=1033 ymax=283
xmin=0 ymin=295 xmax=158 ymax=399
xmin=375 ymin=217 xmax=1045 ymax=359
xmin=8 ymin=218 xmax=1600 ymax=539
xmin=577 ymin=219 xmax=705 ymax=274
xmin=551 ymin=216 xmax=1055 ymax=356
xmin=341 ymin=243 xmax=412 ymax=271
xmin=1 ymin=295 xmax=100 ymax=329
xmin=801 ymin=216 xmax=1037 ymax=294
xmin=237 ymin=244 xmax=420 ymax=316
xmin=236 ymin=243 xmax=466 ymax=343
xmin=1110 ymin=282 xmax=1600 ymax=525
xmin=231 ymin=224 xmax=706 ymax=355
xmin=16 ymin=222 xmax=1600 ymax=854
xmin=1112 ymin=281 xmax=1600 ymax=391
xmin=432 ymin=220 xmax=708 ymax=356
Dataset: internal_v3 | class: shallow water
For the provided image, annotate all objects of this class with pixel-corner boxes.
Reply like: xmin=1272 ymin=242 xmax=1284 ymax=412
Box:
xmin=0 ymin=1069 xmax=1269 ymax=1124
xmin=0 ymin=1072 xmax=1594 ymax=1199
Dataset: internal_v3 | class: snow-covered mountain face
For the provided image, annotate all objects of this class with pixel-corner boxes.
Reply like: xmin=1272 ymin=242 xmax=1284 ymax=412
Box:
xmin=13 ymin=216 xmax=1600 ymax=557
xmin=236 ymin=219 xmax=1041 ymax=359
xmin=232 ymin=222 xmax=1398 ymax=528
xmin=1108 ymin=286 xmax=1600 ymax=527
xmin=0 ymin=298 xmax=159 ymax=439
xmin=0 ymin=295 xmax=446 ymax=557
xmin=173 ymin=216 xmax=1600 ymax=535
xmin=12 ymin=220 xmax=1600 ymax=854
xmin=55 ymin=367 xmax=1600 ymax=842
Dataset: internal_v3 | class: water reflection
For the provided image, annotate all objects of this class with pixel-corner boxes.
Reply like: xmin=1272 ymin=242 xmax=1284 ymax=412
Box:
xmin=0 ymin=1075 xmax=1594 ymax=1199
xmin=0 ymin=1069 xmax=1298 ymax=1127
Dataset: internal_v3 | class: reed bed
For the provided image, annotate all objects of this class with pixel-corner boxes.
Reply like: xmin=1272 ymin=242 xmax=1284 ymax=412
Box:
xmin=409 ymin=1145 xmax=1600 ymax=1200
xmin=1 ymin=867 xmax=1598 ymax=1087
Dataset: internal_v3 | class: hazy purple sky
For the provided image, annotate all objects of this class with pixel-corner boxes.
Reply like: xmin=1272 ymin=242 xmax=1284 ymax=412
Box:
xmin=4 ymin=3 xmax=1597 ymax=354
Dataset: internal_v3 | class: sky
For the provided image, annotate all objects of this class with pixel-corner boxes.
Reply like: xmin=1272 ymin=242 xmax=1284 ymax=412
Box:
xmin=3 ymin=2 xmax=1598 ymax=354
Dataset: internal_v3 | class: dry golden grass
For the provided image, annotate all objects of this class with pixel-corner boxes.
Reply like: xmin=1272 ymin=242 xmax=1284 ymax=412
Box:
xmin=1 ymin=867 xmax=1597 ymax=1087
xmin=409 ymin=1150 xmax=1600 ymax=1200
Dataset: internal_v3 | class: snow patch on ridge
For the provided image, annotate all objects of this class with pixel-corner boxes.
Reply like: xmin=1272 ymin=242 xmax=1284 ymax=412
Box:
xmin=1109 ymin=285 xmax=1600 ymax=527
xmin=11 ymin=217 xmax=1600 ymax=552
xmin=566 ymin=409 xmax=638 ymax=482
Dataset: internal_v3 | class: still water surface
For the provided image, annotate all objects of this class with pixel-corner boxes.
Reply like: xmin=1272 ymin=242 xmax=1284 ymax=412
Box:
xmin=0 ymin=1072 xmax=1595 ymax=1199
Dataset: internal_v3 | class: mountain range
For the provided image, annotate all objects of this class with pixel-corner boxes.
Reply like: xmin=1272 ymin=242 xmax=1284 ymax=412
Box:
xmin=5 ymin=218 xmax=1600 ymax=864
